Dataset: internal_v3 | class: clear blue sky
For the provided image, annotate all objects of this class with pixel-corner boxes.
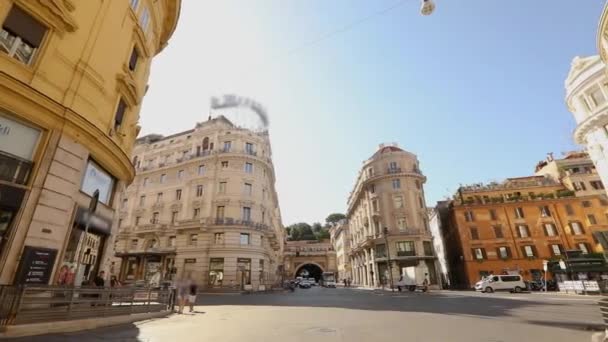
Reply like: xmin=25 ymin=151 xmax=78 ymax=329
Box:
xmin=140 ymin=0 xmax=605 ymax=225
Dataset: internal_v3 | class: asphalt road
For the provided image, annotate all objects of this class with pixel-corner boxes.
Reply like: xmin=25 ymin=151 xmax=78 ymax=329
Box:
xmin=7 ymin=287 xmax=604 ymax=342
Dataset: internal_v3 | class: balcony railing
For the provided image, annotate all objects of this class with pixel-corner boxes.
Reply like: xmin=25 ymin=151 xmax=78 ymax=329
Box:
xmin=387 ymin=168 xmax=402 ymax=174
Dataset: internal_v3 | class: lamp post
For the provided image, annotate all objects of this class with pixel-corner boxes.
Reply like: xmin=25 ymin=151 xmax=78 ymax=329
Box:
xmin=383 ymin=227 xmax=394 ymax=292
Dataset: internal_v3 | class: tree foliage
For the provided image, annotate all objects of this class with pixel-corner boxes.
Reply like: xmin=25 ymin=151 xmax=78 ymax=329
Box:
xmin=325 ymin=213 xmax=346 ymax=226
xmin=286 ymin=215 xmax=340 ymax=241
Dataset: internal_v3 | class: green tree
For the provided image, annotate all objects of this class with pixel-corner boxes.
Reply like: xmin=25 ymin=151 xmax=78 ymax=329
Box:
xmin=325 ymin=213 xmax=346 ymax=227
xmin=312 ymin=222 xmax=323 ymax=233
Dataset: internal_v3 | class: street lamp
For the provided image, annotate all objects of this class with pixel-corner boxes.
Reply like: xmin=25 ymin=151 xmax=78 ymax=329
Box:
xmin=383 ymin=227 xmax=395 ymax=292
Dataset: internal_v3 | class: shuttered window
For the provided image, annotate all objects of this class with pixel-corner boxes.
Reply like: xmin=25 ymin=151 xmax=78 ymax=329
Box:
xmin=3 ymin=6 xmax=46 ymax=47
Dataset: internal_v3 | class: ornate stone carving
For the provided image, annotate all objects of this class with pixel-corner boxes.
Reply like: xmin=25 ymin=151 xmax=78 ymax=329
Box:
xmin=36 ymin=0 xmax=78 ymax=33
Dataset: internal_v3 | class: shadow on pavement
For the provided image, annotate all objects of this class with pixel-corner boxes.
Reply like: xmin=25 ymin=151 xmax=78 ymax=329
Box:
xmin=2 ymin=321 xmax=144 ymax=342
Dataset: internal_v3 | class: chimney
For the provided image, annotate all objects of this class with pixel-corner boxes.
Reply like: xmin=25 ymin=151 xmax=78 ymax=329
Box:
xmin=547 ymin=152 xmax=554 ymax=162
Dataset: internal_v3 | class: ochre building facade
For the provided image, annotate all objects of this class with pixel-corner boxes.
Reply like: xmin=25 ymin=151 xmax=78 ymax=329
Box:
xmin=0 ymin=0 xmax=180 ymax=286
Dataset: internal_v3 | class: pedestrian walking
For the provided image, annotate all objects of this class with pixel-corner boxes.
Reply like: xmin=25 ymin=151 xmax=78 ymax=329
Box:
xmin=110 ymin=275 xmax=122 ymax=288
xmin=188 ymin=282 xmax=198 ymax=312
xmin=176 ymin=276 xmax=192 ymax=314
xmin=423 ymin=273 xmax=430 ymax=293
xmin=94 ymin=271 xmax=106 ymax=287
xmin=343 ymin=278 xmax=347 ymax=287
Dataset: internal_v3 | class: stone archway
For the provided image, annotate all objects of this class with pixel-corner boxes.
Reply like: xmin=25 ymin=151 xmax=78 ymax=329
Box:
xmin=295 ymin=262 xmax=324 ymax=281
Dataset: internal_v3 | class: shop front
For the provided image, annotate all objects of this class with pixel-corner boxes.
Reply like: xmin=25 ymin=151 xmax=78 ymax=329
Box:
xmin=549 ymin=251 xmax=608 ymax=294
xmin=117 ymin=251 xmax=176 ymax=287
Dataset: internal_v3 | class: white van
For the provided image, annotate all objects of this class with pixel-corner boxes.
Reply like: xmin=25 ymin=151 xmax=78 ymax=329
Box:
xmin=475 ymin=275 xmax=526 ymax=293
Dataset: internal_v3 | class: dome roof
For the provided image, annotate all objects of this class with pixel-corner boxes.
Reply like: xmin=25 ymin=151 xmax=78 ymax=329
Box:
xmin=372 ymin=145 xmax=404 ymax=158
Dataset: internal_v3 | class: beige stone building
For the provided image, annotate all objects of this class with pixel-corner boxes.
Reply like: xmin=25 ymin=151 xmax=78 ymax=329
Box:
xmin=283 ymin=240 xmax=336 ymax=280
xmin=535 ymin=151 xmax=605 ymax=197
xmin=0 ymin=0 xmax=180 ymax=286
xmin=113 ymin=116 xmax=284 ymax=290
xmin=329 ymin=221 xmax=351 ymax=282
xmin=347 ymin=144 xmax=438 ymax=288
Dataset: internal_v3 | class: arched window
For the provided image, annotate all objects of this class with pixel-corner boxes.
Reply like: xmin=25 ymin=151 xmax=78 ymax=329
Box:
xmin=202 ymin=137 xmax=209 ymax=150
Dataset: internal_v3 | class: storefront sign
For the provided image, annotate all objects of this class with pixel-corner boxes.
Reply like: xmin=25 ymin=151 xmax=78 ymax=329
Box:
xmin=81 ymin=160 xmax=115 ymax=205
xmin=15 ymin=246 xmax=57 ymax=285
xmin=184 ymin=258 xmax=196 ymax=263
xmin=0 ymin=115 xmax=40 ymax=161
xmin=74 ymin=206 xmax=112 ymax=235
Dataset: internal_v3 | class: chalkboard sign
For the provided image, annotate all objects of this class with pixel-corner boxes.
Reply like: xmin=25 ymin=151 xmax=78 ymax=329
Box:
xmin=15 ymin=246 xmax=57 ymax=285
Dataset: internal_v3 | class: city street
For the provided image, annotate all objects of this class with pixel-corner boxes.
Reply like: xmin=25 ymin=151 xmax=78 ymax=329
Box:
xmin=7 ymin=287 xmax=603 ymax=342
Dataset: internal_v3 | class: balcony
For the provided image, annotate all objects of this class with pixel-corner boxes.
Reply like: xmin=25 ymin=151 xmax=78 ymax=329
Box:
xmin=397 ymin=229 xmax=425 ymax=236
xmin=211 ymin=217 xmax=270 ymax=231
xmin=397 ymin=251 xmax=416 ymax=257
xmin=387 ymin=168 xmax=402 ymax=174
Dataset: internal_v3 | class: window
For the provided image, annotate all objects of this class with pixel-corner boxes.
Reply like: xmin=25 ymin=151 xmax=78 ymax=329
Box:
xmin=419 ymin=196 xmax=424 ymax=209
xmin=578 ymin=243 xmax=590 ymax=254
xmin=489 ymin=209 xmax=497 ymax=220
xmin=396 ymin=241 xmax=416 ymax=256
xmin=0 ymin=6 xmax=47 ymax=65
xmin=591 ymin=181 xmax=605 ymax=190
xmin=130 ymin=0 xmax=139 ymax=10
xmin=152 ymin=212 xmax=159 ymax=224
xmin=171 ymin=211 xmax=178 ymax=224
xmin=517 ymin=225 xmax=530 ymax=238
xmin=392 ymin=179 xmax=401 ymax=189
xmin=156 ymin=192 xmax=163 ymax=203
xmin=198 ymin=165 xmax=205 ymax=175
xmin=389 ymin=161 xmax=398 ymax=170
xmin=223 ymin=141 xmax=232 ymax=152
xmin=242 ymin=207 xmax=251 ymax=221
xmin=112 ymin=98 xmax=127 ymax=131
xmin=493 ymin=225 xmax=503 ymax=239
xmin=160 ymin=174 xmax=166 ymax=183
xmin=415 ymin=180 xmax=421 ymax=190
xmin=514 ymin=207 xmax=524 ymax=219
xmin=176 ymin=189 xmax=182 ymax=200
xmin=245 ymin=162 xmax=253 ymax=173
xmin=571 ymin=221 xmax=584 ymax=235
xmin=218 ymin=182 xmax=226 ymax=194
xmin=139 ymin=7 xmax=150 ymax=31
xmin=221 ymin=161 xmax=229 ymax=168
xmin=565 ymin=204 xmax=574 ymax=216
xmin=139 ymin=195 xmax=145 ymax=206
xmin=244 ymin=183 xmax=252 ymax=196
xmin=128 ymin=47 xmax=139 ymax=72
xmin=397 ymin=217 xmax=406 ymax=230
xmin=240 ymin=233 xmax=250 ymax=245
xmin=372 ymin=199 xmax=379 ymax=211
xmin=214 ymin=233 xmax=224 ymax=244
xmin=261 ymin=210 xmax=265 ymax=223
xmin=118 ymin=219 xmax=123 ymax=228
xmin=588 ymin=214 xmax=598 ymax=225
xmin=131 ymin=239 xmax=138 ymax=249
xmin=550 ymin=244 xmax=563 ymax=256
xmin=582 ymin=200 xmax=592 ymax=208
xmin=464 ymin=211 xmax=474 ymax=222
xmin=470 ymin=227 xmax=479 ymax=240
xmin=590 ymin=87 xmax=606 ymax=106
xmin=189 ymin=234 xmax=198 ymax=246
xmin=543 ymin=223 xmax=557 ymax=237
xmin=539 ymin=206 xmax=551 ymax=217
xmin=423 ymin=241 xmax=433 ymax=256
xmin=237 ymin=258 xmax=252 ymax=285
xmin=135 ymin=216 xmax=141 ymax=225
xmin=216 ymin=206 xmax=225 ymax=219
xmin=209 ymin=258 xmax=224 ymax=286
xmin=193 ymin=208 xmax=200 ymax=219
xmin=391 ymin=196 xmax=404 ymax=209
xmin=574 ymin=182 xmax=587 ymax=191
xmin=497 ymin=246 xmax=510 ymax=259
xmin=472 ymin=248 xmax=486 ymax=260
xmin=196 ymin=185 xmax=203 ymax=197
xmin=178 ymin=170 xmax=184 ymax=180
xmin=169 ymin=236 xmax=176 ymax=247
xmin=522 ymin=245 xmax=536 ymax=258
xmin=245 ymin=142 xmax=254 ymax=154
xmin=143 ymin=177 xmax=149 ymax=187
xmin=121 ymin=198 xmax=128 ymax=209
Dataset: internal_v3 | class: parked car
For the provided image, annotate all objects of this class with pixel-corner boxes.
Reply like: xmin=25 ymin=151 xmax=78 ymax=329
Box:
xmin=299 ymin=281 xmax=311 ymax=289
xmin=475 ymin=275 xmax=526 ymax=293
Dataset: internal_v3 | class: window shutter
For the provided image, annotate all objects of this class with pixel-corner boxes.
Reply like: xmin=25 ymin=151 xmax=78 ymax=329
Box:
xmin=115 ymin=99 xmax=127 ymax=127
xmin=481 ymin=248 xmax=487 ymax=260
xmin=129 ymin=48 xmax=138 ymax=71
xmin=3 ymin=6 xmax=46 ymax=47
xmin=506 ymin=247 xmax=511 ymax=258
xmin=525 ymin=226 xmax=530 ymax=237
xmin=495 ymin=247 xmax=500 ymax=259
xmin=542 ymin=224 xmax=548 ymax=236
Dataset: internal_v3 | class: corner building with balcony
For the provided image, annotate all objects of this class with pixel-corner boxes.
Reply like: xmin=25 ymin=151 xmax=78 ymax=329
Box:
xmin=0 ymin=0 xmax=180 ymax=286
xmin=114 ymin=116 xmax=284 ymax=291
xmin=346 ymin=144 xmax=439 ymax=288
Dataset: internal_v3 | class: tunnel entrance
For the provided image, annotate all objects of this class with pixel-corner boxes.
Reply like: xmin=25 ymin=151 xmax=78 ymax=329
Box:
xmin=295 ymin=263 xmax=324 ymax=281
